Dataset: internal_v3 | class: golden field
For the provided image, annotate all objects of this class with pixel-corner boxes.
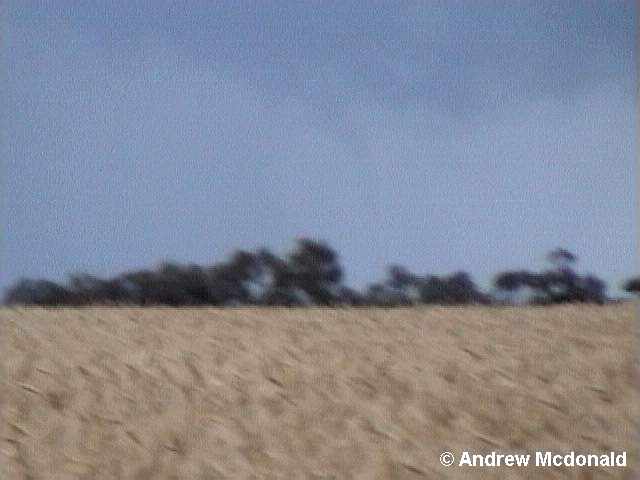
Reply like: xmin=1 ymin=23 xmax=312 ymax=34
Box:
xmin=0 ymin=305 xmax=637 ymax=479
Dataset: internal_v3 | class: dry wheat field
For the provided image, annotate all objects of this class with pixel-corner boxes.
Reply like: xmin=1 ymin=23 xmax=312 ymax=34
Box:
xmin=0 ymin=305 xmax=637 ymax=479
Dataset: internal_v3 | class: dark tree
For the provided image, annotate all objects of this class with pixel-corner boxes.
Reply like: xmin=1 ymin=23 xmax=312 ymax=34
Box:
xmin=68 ymin=273 xmax=130 ymax=305
xmin=417 ymin=272 xmax=488 ymax=305
xmin=547 ymin=248 xmax=577 ymax=268
xmin=379 ymin=265 xmax=417 ymax=305
xmin=336 ymin=286 xmax=366 ymax=306
xmin=4 ymin=279 xmax=73 ymax=306
xmin=256 ymin=249 xmax=303 ymax=305
xmin=2 ymin=241 xmax=613 ymax=307
xmin=119 ymin=270 xmax=163 ymax=305
xmin=580 ymin=275 xmax=607 ymax=304
xmin=494 ymin=270 xmax=531 ymax=291
xmin=418 ymin=275 xmax=447 ymax=304
xmin=366 ymin=282 xmax=410 ymax=307
xmin=152 ymin=262 xmax=213 ymax=305
xmin=387 ymin=265 xmax=416 ymax=291
xmin=493 ymin=249 xmax=607 ymax=305
xmin=623 ymin=277 xmax=640 ymax=295
xmin=286 ymin=238 xmax=345 ymax=305
xmin=445 ymin=272 xmax=490 ymax=304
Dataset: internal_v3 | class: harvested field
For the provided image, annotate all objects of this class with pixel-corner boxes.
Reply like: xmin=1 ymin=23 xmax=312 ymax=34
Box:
xmin=0 ymin=305 xmax=637 ymax=479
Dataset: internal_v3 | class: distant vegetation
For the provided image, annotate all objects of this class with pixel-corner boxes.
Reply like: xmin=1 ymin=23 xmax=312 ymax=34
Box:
xmin=622 ymin=277 xmax=640 ymax=296
xmin=3 ymin=240 xmax=635 ymax=307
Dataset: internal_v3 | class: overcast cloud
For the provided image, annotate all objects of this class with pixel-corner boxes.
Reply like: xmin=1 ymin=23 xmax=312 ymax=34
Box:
xmin=2 ymin=1 xmax=636 ymax=293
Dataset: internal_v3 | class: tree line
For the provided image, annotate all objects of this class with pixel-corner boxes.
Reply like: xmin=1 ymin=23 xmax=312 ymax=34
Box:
xmin=3 ymin=239 xmax=638 ymax=307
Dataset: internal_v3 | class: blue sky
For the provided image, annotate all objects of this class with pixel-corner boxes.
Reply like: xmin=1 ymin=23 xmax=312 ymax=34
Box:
xmin=2 ymin=1 xmax=637 ymax=294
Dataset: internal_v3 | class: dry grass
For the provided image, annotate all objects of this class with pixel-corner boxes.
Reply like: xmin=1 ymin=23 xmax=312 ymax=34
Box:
xmin=0 ymin=304 xmax=637 ymax=479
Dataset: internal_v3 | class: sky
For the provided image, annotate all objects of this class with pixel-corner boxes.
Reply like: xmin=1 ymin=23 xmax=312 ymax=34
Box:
xmin=2 ymin=1 xmax=637 ymax=295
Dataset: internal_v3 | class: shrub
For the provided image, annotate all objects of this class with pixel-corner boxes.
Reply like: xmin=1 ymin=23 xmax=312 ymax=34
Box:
xmin=4 ymin=279 xmax=74 ymax=306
